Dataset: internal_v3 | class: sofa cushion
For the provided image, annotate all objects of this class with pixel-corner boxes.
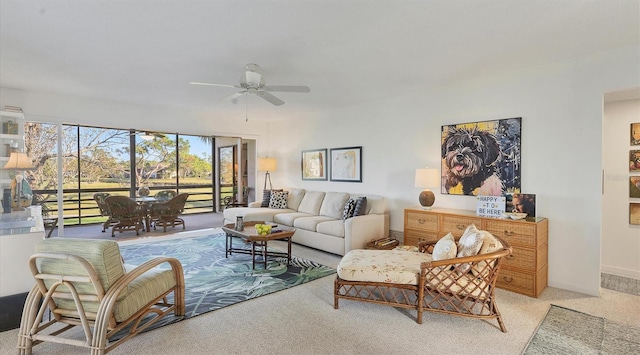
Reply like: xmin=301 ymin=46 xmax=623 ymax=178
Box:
xmin=337 ymin=249 xmax=432 ymax=285
xmin=352 ymin=196 xmax=367 ymax=217
xmin=261 ymin=189 xmax=282 ymax=207
xmin=273 ymin=212 xmax=314 ymax=226
xmin=432 ymin=233 xmax=457 ymax=261
xmin=474 ymin=231 xmax=503 ymax=277
xmin=293 ymin=215 xmax=335 ymax=231
xmin=297 ymin=191 xmax=325 ymax=215
xmin=269 ymin=191 xmax=289 ymax=209
xmin=456 ymin=224 xmax=485 ymax=273
xmin=287 ymin=188 xmax=306 ymax=211
xmin=342 ymin=198 xmax=356 ymax=220
xmin=350 ymin=194 xmax=386 ymax=215
xmin=320 ymin=192 xmax=350 ymax=219
xmin=316 ymin=219 xmax=346 ymax=238
xmin=224 ymin=206 xmax=294 ymax=223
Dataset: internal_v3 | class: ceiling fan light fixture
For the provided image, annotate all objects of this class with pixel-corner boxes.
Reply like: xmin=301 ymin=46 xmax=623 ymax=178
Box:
xmin=140 ymin=133 xmax=155 ymax=141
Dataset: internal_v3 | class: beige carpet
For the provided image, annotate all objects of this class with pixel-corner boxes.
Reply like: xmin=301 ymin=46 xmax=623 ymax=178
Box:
xmin=2 ymin=232 xmax=639 ymax=354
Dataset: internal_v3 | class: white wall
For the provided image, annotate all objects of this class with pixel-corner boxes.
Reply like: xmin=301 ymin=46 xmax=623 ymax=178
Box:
xmin=271 ymin=45 xmax=640 ymax=296
xmin=602 ymin=99 xmax=640 ymax=280
xmin=2 ymin=45 xmax=639 ymax=296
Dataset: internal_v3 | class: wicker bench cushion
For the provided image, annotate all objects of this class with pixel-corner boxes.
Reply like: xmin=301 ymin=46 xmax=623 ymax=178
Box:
xmin=337 ymin=249 xmax=432 ymax=285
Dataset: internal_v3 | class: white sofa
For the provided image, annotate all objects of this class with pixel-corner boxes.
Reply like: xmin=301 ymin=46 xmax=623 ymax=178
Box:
xmin=223 ymin=188 xmax=389 ymax=256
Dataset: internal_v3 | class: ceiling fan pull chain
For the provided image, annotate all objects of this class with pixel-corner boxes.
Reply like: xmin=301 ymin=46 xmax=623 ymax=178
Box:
xmin=245 ymin=93 xmax=248 ymax=122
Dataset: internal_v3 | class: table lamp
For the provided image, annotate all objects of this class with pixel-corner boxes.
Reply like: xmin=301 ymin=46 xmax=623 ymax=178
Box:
xmin=3 ymin=150 xmax=35 ymax=211
xmin=258 ymin=157 xmax=277 ymax=190
xmin=414 ymin=167 xmax=439 ymax=210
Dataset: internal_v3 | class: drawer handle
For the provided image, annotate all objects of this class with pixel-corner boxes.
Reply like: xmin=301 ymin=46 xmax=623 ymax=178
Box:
xmin=418 ymin=218 xmax=425 ymax=224
xmin=504 ymin=230 xmax=515 ymax=236
xmin=456 ymin=224 xmax=465 ymax=230
xmin=502 ymin=276 xmax=514 ymax=283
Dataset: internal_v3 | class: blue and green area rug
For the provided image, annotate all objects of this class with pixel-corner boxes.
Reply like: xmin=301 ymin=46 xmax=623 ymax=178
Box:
xmin=118 ymin=233 xmax=335 ymax=331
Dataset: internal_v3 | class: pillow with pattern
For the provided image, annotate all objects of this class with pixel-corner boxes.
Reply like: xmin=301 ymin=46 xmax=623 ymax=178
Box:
xmin=342 ymin=198 xmax=356 ymax=220
xmin=456 ymin=224 xmax=485 ymax=273
xmin=261 ymin=189 xmax=282 ymax=207
xmin=352 ymin=196 xmax=367 ymax=217
xmin=269 ymin=191 xmax=289 ymax=209
xmin=432 ymin=233 xmax=457 ymax=261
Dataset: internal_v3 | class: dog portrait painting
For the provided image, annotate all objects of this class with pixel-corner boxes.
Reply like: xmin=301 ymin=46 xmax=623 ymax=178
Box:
xmin=441 ymin=117 xmax=522 ymax=196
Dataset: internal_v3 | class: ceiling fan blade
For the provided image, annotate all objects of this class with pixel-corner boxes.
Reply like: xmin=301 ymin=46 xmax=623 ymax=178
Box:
xmin=263 ymin=85 xmax=310 ymax=93
xmin=220 ymin=91 xmax=246 ymax=102
xmin=257 ymin=91 xmax=285 ymax=106
xmin=189 ymin=82 xmax=238 ymax=88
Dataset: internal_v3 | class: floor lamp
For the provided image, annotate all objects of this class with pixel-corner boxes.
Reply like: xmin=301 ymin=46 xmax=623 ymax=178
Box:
xmin=258 ymin=157 xmax=277 ymax=190
xmin=3 ymin=150 xmax=35 ymax=212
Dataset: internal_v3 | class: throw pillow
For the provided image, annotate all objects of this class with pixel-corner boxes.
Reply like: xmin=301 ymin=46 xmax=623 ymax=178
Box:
xmin=432 ymin=233 xmax=457 ymax=261
xmin=456 ymin=224 xmax=485 ymax=273
xmin=342 ymin=198 xmax=356 ymax=220
xmin=352 ymin=196 xmax=367 ymax=217
xmin=269 ymin=191 xmax=289 ymax=209
xmin=473 ymin=231 xmax=504 ymax=277
xmin=261 ymin=189 xmax=282 ymax=207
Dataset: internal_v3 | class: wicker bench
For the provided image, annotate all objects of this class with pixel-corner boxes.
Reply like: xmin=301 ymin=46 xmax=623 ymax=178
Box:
xmin=334 ymin=235 xmax=512 ymax=332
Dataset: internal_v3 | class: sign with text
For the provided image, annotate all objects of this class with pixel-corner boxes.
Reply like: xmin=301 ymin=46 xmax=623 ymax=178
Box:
xmin=476 ymin=196 xmax=506 ymax=218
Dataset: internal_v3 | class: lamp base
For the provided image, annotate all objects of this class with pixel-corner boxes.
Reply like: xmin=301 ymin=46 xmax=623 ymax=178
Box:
xmin=419 ymin=190 xmax=435 ymax=210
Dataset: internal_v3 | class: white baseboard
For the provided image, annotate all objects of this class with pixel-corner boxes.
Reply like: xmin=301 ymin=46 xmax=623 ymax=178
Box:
xmin=601 ymin=265 xmax=640 ymax=280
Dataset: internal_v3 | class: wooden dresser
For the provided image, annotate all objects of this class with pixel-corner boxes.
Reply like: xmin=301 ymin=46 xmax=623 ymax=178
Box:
xmin=404 ymin=207 xmax=548 ymax=297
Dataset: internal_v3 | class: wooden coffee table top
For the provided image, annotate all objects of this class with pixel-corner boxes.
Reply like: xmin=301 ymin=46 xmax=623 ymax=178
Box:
xmin=222 ymin=221 xmax=295 ymax=242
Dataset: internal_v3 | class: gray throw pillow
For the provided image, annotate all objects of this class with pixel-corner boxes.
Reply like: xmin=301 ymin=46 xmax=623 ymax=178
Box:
xmin=352 ymin=197 xmax=367 ymax=217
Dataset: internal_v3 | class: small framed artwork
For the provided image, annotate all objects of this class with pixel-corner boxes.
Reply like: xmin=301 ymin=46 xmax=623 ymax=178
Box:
xmin=630 ymin=203 xmax=640 ymax=225
xmin=505 ymin=193 xmax=536 ymax=217
xmin=330 ymin=146 xmax=362 ymax=182
xmin=301 ymin=148 xmax=327 ymax=180
xmin=631 ymin=176 xmax=640 ymax=198
xmin=631 ymin=150 xmax=640 ymax=172
xmin=631 ymin=122 xmax=640 ymax=145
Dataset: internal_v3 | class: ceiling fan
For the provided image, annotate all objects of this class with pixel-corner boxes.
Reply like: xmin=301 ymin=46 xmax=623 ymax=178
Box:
xmin=190 ymin=63 xmax=310 ymax=106
xmin=130 ymin=130 xmax=166 ymax=141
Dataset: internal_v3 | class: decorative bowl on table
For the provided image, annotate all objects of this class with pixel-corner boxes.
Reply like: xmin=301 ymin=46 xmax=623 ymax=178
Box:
xmin=254 ymin=224 xmax=272 ymax=236
xmin=502 ymin=212 xmax=528 ymax=220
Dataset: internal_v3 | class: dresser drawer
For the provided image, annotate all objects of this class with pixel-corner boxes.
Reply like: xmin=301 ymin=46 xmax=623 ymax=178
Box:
xmin=405 ymin=211 xmax=438 ymax=232
xmin=404 ymin=231 xmax=439 ymax=246
xmin=441 ymin=215 xmax=483 ymax=236
xmin=484 ymin=220 xmax=537 ymax=247
xmin=496 ymin=269 xmax=536 ymax=297
xmin=504 ymin=246 xmax=538 ymax=271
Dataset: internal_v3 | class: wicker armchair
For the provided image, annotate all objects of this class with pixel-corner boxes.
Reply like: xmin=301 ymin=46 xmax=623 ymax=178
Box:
xmin=105 ymin=196 xmax=145 ymax=237
xmin=335 ymin=234 xmax=512 ymax=332
xmin=149 ymin=193 xmax=189 ymax=232
xmin=93 ymin=192 xmax=118 ymax=232
xmin=153 ymin=189 xmax=177 ymax=202
xmin=17 ymin=238 xmax=185 ymax=355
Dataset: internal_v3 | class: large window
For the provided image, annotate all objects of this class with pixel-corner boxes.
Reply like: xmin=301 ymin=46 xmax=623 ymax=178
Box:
xmin=26 ymin=123 xmax=214 ymax=226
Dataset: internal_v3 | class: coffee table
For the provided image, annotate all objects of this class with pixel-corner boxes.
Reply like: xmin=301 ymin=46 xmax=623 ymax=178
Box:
xmin=222 ymin=221 xmax=296 ymax=269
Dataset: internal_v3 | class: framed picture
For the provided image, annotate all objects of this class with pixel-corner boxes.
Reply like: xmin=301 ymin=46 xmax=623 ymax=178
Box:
xmin=630 ymin=150 xmax=640 ymax=172
xmin=630 ymin=203 xmax=640 ymax=225
xmin=505 ymin=193 xmax=536 ymax=217
xmin=631 ymin=176 xmax=640 ymax=198
xmin=441 ymin=117 xmax=522 ymax=196
xmin=301 ymin=149 xmax=327 ymax=180
xmin=631 ymin=122 xmax=640 ymax=145
xmin=330 ymin=146 xmax=362 ymax=182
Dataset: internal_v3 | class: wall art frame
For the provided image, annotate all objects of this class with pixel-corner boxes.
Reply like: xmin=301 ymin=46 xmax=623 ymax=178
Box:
xmin=301 ymin=148 xmax=327 ymax=181
xmin=630 ymin=150 xmax=640 ymax=172
xmin=631 ymin=122 xmax=640 ymax=146
xmin=630 ymin=203 xmax=640 ymax=225
xmin=330 ymin=146 xmax=362 ymax=182
xmin=441 ymin=117 xmax=522 ymax=196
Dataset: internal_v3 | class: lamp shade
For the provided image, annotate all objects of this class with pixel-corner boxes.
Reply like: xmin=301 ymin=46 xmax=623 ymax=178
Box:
xmin=258 ymin=157 xmax=277 ymax=172
xmin=3 ymin=151 xmax=34 ymax=170
xmin=414 ymin=168 xmax=439 ymax=188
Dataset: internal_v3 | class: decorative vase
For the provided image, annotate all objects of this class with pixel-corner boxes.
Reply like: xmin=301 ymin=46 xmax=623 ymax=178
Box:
xmin=138 ymin=186 xmax=150 ymax=197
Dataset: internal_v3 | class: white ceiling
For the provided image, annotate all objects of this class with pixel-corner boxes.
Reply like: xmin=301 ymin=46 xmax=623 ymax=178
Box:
xmin=1 ymin=0 xmax=639 ymax=121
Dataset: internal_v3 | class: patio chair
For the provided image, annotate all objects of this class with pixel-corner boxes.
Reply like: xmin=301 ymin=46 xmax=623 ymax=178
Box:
xmin=149 ymin=193 xmax=189 ymax=232
xmin=94 ymin=192 xmax=118 ymax=232
xmin=105 ymin=196 xmax=145 ymax=237
xmin=153 ymin=189 xmax=177 ymax=202
xmin=17 ymin=238 xmax=185 ymax=355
